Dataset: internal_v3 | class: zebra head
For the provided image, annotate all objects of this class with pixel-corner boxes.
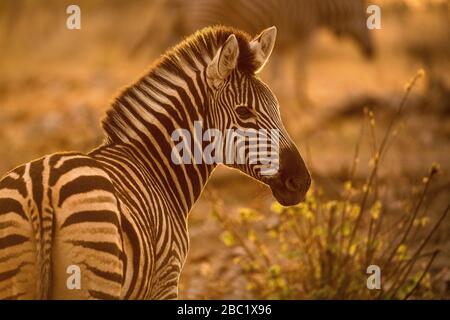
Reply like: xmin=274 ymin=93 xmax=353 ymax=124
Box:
xmin=204 ymin=26 xmax=311 ymax=205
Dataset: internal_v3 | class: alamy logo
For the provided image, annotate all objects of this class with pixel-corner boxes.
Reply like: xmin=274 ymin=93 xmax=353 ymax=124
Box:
xmin=66 ymin=265 xmax=81 ymax=290
xmin=367 ymin=5 xmax=382 ymax=30
xmin=171 ymin=121 xmax=280 ymax=176
xmin=66 ymin=5 xmax=81 ymax=30
xmin=366 ymin=265 xmax=381 ymax=290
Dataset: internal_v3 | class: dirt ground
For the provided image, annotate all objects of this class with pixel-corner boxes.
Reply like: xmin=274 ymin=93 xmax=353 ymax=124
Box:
xmin=0 ymin=0 xmax=449 ymax=299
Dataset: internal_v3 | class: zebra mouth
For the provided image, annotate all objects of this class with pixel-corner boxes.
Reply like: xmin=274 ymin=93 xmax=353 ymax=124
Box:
xmin=263 ymin=175 xmax=307 ymax=206
xmin=270 ymin=185 xmax=305 ymax=206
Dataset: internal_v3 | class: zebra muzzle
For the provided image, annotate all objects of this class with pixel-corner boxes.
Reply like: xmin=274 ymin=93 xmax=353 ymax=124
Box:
xmin=265 ymin=148 xmax=311 ymax=206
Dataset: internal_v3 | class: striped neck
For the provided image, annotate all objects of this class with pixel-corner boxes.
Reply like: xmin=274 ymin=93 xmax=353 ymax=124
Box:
xmin=99 ymin=49 xmax=215 ymax=215
xmin=98 ymin=75 xmax=214 ymax=213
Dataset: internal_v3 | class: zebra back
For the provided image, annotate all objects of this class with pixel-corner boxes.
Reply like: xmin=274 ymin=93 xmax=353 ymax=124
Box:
xmin=132 ymin=0 xmax=374 ymax=57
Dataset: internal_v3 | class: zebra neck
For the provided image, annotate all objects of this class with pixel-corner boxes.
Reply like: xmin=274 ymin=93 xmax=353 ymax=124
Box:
xmin=91 ymin=140 xmax=215 ymax=217
xmin=96 ymin=72 xmax=216 ymax=215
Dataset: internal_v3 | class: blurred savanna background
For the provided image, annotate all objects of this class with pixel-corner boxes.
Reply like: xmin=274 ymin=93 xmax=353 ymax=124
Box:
xmin=0 ymin=0 xmax=449 ymax=299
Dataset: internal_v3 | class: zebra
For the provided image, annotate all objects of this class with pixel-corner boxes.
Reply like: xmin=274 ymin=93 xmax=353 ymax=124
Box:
xmin=176 ymin=0 xmax=373 ymax=55
xmin=0 ymin=25 xmax=311 ymax=299
xmin=132 ymin=0 xmax=374 ymax=105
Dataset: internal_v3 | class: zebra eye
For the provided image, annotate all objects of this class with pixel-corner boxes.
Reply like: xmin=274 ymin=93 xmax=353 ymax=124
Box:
xmin=235 ymin=106 xmax=254 ymax=119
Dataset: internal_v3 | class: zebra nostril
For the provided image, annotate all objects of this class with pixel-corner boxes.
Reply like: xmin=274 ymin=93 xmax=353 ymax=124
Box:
xmin=285 ymin=177 xmax=301 ymax=192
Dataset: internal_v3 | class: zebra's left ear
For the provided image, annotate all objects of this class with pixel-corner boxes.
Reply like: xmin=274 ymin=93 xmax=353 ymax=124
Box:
xmin=250 ymin=26 xmax=277 ymax=74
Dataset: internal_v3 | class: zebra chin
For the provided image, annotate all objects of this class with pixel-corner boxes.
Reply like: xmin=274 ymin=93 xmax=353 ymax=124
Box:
xmin=268 ymin=180 xmax=309 ymax=207
xmin=262 ymin=171 xmax=311 ymax=206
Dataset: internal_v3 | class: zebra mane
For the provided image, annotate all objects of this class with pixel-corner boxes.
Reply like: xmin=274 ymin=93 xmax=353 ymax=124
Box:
xmin=102 ymin=26 xmax=258 ymax=144
xmin=164 ymin=25 xmax=259 ymax=75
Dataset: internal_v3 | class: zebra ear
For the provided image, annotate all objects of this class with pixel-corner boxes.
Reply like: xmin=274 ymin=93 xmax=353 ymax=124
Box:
xmin=250 ymin=26 xmax=277 ymax=73
xmin=207 ymin=34 xmax=239 ymax=86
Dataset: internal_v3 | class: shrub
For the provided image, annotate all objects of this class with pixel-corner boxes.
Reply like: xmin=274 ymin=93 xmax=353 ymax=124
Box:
xmin=212 ymin=70 xmax=448 ymax=299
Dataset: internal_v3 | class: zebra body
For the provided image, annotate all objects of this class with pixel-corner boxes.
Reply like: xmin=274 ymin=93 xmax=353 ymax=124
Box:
xmin=0 ymin=151 xmax=201 ymax=299
xmin=173 ymin=0 xmax=374 ymax=56
xmin=0 ymin=141 xmax=204 ymax=299
xmin=130 ymin=0 xmax=374 ymax=105
xmin=0 ymin=26 xmax=310 ymax=299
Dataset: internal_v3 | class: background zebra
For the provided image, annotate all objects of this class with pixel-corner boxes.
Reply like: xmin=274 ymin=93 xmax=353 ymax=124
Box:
xmin=0 ymin=25 xmax=310 ymax=299
xmin=131 ymin=0 xmax=375 ymax=105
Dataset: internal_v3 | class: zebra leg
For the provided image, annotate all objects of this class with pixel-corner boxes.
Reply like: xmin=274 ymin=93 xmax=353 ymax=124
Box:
xmin=0 ymin=162 xmax=55 ymax=300
xmin=291 ymin=44 xmax=314 ymax=108
xmin=271 ymin=47 xmax=313 ymax=109
xmin=51 ymin=206 xmax=124 ymax=299
xmin=0 ymin=170 xmax=38 ymax=299
xmin=50 ymin=170 xmax=124 ymax=299
xmin=150 ymin=254 xmax=184 ymax=300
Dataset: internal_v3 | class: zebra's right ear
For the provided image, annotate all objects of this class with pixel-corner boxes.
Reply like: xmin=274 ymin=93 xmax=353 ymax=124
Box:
xmin=206 ymin=34 xmax=239 ymax=88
